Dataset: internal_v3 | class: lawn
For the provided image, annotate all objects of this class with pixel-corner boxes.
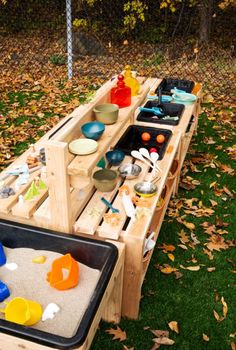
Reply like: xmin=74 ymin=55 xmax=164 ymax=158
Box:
xmin=0 ymin=81 xmax=235 ymax=350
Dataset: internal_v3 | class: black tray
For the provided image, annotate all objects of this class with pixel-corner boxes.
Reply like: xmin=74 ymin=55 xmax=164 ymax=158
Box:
xmin=115 ymin=125 xmax=172 ymax=160
xmin=136 ymin=101 xmax=185 ymax=126
xmin=155 ymin=78 xmax=195 ymax=95
xmin=0 ymin=219 xmax=118 ymax=349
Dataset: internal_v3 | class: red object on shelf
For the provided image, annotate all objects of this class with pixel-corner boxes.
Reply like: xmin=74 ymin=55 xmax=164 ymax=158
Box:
xmin=111 ymin=74 xmax=131 ymax=108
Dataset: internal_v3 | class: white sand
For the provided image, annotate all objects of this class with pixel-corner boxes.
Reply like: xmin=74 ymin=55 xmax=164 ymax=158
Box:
xmin=0 ymin=247 xmax=100 ymax=338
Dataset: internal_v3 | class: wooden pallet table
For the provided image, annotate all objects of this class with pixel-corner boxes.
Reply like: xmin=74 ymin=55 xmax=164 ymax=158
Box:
xmin=0 ymin=75 xmax=202 ymax=327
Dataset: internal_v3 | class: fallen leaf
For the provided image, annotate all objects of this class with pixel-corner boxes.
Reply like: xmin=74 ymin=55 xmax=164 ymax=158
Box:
xmin=210 ymin=181 xmax=217 ymax=188
xmin=153 ymin=337 xmax=175 ymax=345
xmin=203 ymin=333 xmax=210 ymax=342
xmin=213 ymin=310 xmax=221 ymax=321
xmin=207 ymin=267 xmax=216 ymax=272
xmin=180 ymin=265 xmax=200 ymax=271
xmin=159 ymin=244 xmax=176 ymax=252
xmin=151 ymin=329 xmax=169 ymax=338
xmin=174 ymin=271 xmax=183 ymax=279
xmin=178 ymin=244 xmax=188 ymax=250
xmin=178 ymin=229 xmax=190 ymax=244
xmin=223 ymin=186 xmax=234 ymax=197
xmin=106 ymin=326 xmax=127 ymax=341
xmin=231 ymin=342 xmax=236 ymax=350
xmin=160 ymin=266 xmax=177 ymax=274
xmin=203 ymin=248 xmax=214 ymax=260
xmin=221 ymin=297 xmax=228 ymax=318
xmin=168 ymin=321 xmax=179 ymax=334
xmin=122 ymin=346 xmax=134 ymax=350
xmin=168 ymin=253 xmax=175 ymax=261
xmin=209 ymin=199 xmax=218 ymax=206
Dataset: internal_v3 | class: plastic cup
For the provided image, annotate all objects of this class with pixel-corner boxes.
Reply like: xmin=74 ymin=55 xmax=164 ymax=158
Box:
xmin=1 ymin=297 xmax=42 ymax=326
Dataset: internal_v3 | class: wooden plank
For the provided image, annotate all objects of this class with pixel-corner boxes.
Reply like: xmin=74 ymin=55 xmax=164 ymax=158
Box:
xmin=97 ymin=160 xmax=150 ymax=240
xmin=73 ymin=179 xmax=122 ymax=235
xmin=44 ymin=140 xmax=72 ymax=233
xmin=11 ymin=188 xmax=48 ymax=219
xmin=0 ymin=170 xmax=41 ymax=214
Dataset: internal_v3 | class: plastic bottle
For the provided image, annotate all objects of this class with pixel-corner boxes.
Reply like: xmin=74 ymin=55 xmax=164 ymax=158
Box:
xmin=124 ymin=65 xmax=140 ymax=96
xmin=110 ymin=74 xmax=131 ymax=108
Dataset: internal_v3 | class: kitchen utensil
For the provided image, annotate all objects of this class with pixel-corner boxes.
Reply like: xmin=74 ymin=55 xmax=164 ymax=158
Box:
xmin=139 ymin=107 xmax=165 ymax=116
xmin=147 ymin=95 xmax=172 ymax=103
xmin=131 ymin=150 xmax=156 ymax=172
xmin=105 ymin=149 xmax=125 ymax=166
xmin=134 ymin=181 xmax=158 ymax=198
xmin=119 ymin=185 xmax=136 ymax=221
xmin=100 ymin=197 xmax=120 ymax=213
xmin=143 ymin=232 xmax=155 ymax=255
xmin=92 ymin=169 xmax=118 ymax=192
xmin=93 ymin=103 xmax=119 ymax=124
xmin=69 ymin=139 xmax=98 ymax=155
xmin=81 ymin=121 xmax=105 ymax=140
xmin=138 ymin=148 xmax=161 ymax=172
xmin=118 ymin=163 xmax=142 ymax=179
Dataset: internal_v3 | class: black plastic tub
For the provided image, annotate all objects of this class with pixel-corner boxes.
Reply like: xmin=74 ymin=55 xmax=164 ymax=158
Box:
xmin=115 ymin=125 xmax=172 ymax=160
xmin=137 ymin=101 xmax=185 ymax=126
xmin=0 ymin=219 xmax=118 ymax=349
xmin=155 ymin=78 xmax=195 ymax=95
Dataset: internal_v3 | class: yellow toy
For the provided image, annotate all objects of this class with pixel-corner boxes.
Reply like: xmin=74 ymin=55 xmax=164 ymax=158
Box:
xmin=124 ymin=65 xmax=140 ymax=96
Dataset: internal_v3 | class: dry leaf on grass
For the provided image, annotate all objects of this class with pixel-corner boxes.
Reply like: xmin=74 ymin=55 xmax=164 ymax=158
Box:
xmin=168 ymin=253 xmax=175 ymax=261
xmin=207 ymin=267 xmax=216 ymax=272
xmin=160 ymin=266 xmax=177 ymax=274
xmin=122 ymin=346 xmax=134 ymax=350
xmin=206 ymin=234 xmax=229 ymax=251
xmin=180 ymin=265 xmax=201 ymax=271
xmin=231 ymin=342 xmax=236 ymax=350
xmin=153 ymin=337 xmax=175 ymax=345
xmin=203 ymin=333 xmax=210 ymax=341
xmin=168 ymin=321 xmax=179 ymax=334
xmin=151 ymin=329 xmax=169 ymax=338
xmin=106 ymin=326 xmax=127 ymax=341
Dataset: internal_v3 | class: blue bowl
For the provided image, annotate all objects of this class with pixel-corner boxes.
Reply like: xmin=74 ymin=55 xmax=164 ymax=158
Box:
xmin=81 ymin=121 xmax=105 ymax=140
xmin=105 ymin=149 xmax=125 ymax=166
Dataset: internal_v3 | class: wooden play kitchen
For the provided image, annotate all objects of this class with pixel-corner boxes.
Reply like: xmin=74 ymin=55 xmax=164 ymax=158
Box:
xmin=0 ymin=72 xmax=202 ymax=350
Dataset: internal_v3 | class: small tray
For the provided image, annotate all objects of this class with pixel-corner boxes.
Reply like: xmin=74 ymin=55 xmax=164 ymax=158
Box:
xmin=156 ymin=78 xmax=195 ymax=95
xmin=114 ymin=125 xmax=172 ymax=160
xmin=137 ymin=101 xmax=185 ymax=126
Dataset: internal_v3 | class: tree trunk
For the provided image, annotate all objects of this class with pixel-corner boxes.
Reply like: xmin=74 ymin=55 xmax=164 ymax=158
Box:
xmin=198 ymin=0 xmax=213 ymax=43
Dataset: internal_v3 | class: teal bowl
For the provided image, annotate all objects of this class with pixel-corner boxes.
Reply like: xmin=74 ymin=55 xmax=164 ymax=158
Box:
xmin=81 ymin=121 xmax=105 ymax=140
xmin=106 ymin=150 xmax=125 ymax=166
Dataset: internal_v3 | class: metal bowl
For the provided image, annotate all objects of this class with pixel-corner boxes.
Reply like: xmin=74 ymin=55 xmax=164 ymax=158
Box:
xmin=118 ymin=163 xmax=142 ymax=179
xmin=134 ymin=181 xmax=158 ymax=198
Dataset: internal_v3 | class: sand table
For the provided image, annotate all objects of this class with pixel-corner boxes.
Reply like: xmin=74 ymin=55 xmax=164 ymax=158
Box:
xmin=0 ymin=247 xmax=100 ymax=338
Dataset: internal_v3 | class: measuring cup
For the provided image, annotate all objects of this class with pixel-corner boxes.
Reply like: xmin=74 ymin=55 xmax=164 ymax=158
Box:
xmin=1 ymin=297 xmax=42 ymax=326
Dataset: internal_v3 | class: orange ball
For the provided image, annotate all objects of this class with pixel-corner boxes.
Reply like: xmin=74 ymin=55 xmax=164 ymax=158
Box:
xmin=156 ymin=134 xmax=165 ymax=144
xmin=141 ymin=132 xmax=151 ymax=141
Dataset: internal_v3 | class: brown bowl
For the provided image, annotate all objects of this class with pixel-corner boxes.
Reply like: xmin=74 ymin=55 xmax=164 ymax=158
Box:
xmin=92 ymin=169 xmax=118 ymax=192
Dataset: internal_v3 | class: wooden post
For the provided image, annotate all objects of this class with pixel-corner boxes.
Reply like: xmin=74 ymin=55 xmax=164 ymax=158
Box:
xmin=45 ymin=140 xmax=72 ymax=233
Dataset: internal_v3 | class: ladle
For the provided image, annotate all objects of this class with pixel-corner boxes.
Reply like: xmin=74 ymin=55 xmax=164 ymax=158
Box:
xmin=138 ymin=148 xmax=161 ymax=172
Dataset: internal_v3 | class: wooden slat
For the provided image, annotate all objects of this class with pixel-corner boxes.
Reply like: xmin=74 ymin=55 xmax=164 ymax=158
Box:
xmin=97 ymin=160 xmax=150 ymax=240
xmin=0 ymin=170 xmax=41 ymax=214
xmin=11 ymin=188 xmax=48 ymax=219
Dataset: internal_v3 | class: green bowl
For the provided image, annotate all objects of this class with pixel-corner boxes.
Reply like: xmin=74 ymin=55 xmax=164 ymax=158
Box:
xmin=92 ymin=169 xmax=118 ymax=192
xmin=93 ymin=103 xmax=119 ymax=125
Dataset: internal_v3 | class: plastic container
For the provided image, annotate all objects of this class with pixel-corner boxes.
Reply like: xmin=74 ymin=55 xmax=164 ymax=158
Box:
xmin=115 ymin=125 xmax=172 ymax=160
xmin=110 ymin=74 xmax=131 ymax=108
xmin=155 ymin=78 xmax=195 ymax=95
xmin=137 ymin=101 xmax=185 ymax=126
xmin=0 ymin=219 xmax=118 ymax=349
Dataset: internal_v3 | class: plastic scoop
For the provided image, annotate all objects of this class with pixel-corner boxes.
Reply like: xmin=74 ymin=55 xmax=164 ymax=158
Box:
xmin=139 ymin=106 xmax=165 ymax=116
xmin=47 ymin=253 xmax=79 ymax=290
xmin=119 ymin=185 xmax=136 ymax=221
xmin=0 ymin=297 xmax=42 ymax=326
xmin=100 ymin=197 xmax=119 ymax=213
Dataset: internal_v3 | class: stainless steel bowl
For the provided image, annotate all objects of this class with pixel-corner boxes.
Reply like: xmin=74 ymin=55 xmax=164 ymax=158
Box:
xmin=134 ymin=181 xmax=158 ymax=198
xmin=118 ymin=163 xmax=142 ymax=179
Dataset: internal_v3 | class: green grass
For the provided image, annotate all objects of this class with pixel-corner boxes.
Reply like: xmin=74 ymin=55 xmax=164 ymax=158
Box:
xmin=90 ymin=107 xmax=236 ymax=350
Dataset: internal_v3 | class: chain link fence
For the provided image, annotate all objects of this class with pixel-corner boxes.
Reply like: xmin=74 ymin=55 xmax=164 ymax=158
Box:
xmin=0 ymin=0 xmax=235 ymax=100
